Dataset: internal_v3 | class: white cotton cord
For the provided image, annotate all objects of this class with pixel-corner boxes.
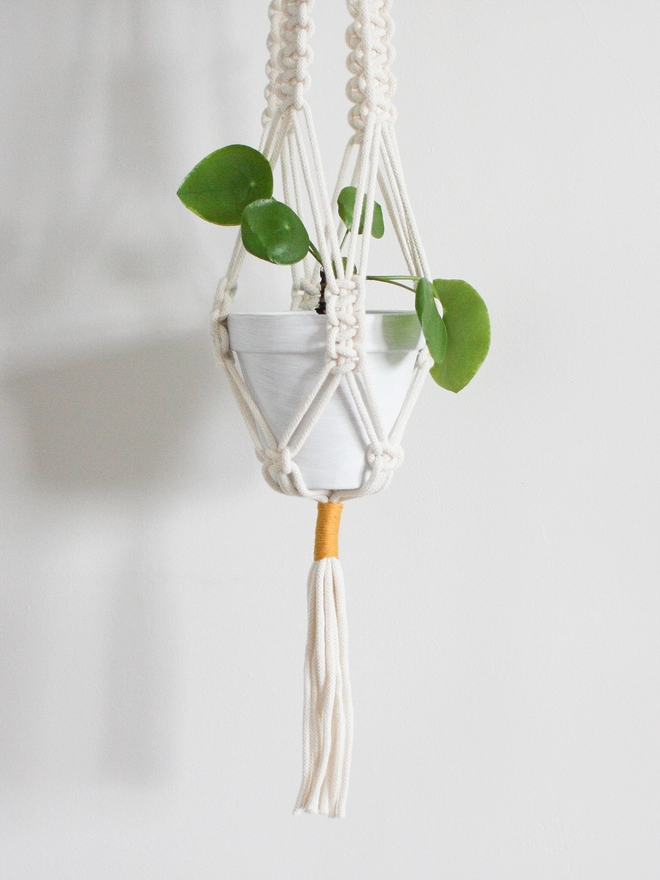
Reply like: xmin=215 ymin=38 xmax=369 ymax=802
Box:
xmin=266 ymin=111 xmax=290 ymax=170
xmin=290 ymin=112 xmax=336 ymax=280
xmin=389 ymin=347 xmax=433 ymax=446
xmin=281 ymin=135 xmax=303 ymax=297
xmin=294 ymin=105 xmax=345 ymax=280
xmin=286 ymin=373 xmax=343 ymax=458
xmin=294 ymin=555 xmax=353 ymax=818
xmin=332 ymin=139 xmax=357 ymax=213
xmin=287 ymin=131 xmax=306 ymax=223
xmin=259 ymin=449 xmax=330 ymax=500
xmin=355 ymin=119 xmax=383 ymax=285
xmin=282 ymin=131 xmax=316 ymax=304
xmin=281 ymin=133 xmax=294 ymax=210
xmin=276 ymin=0 xmax=314 ymax=113
xmin=278 ymin=361 xmax=336 ymax=449
xmin=263 ymin=0 xmax=284 ymax=128
xmin=346 ymin=0 xmax=396 ymax=140
xmin=381 ymin=123 xmax=431 ymax=279
xmin=377 ymin=168 xmax=415 ymax=275
xmin=223 ymin=231 xmax=245 ymax=294
xmin=345 ymin=113 xmax=375 ymax=279
xmin=223 ymin=357 xmax=278 ymax=449
xmin=219 ymin=364 xmax=264 ymax=452
xmin=302 ymin=101 xmax=346 ymax=275
xmin=346 ymin=369 xmax=383 ymax=447
xmin=379 ymin=133 xmax=419 ymax=275
xmin=260 ymin=88 xmax=285 ymax=155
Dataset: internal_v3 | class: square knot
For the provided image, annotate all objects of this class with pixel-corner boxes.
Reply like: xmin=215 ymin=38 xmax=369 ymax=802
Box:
xmin=325 ymin=277 xmax=362 ymax=373
xmin=257 ymin=446 xmax=293 ymax=479
xmin=367 ymin=441 xmax=404 ymax=471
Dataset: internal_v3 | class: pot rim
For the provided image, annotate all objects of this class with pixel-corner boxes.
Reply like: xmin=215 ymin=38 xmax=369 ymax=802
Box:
xmin=229 ymin=309 xmax=417 ymax=316
xmin=227 ymin=310 xmax=424 ymax=354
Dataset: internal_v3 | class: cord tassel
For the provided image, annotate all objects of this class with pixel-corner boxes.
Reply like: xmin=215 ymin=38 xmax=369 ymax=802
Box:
xmin=294 ymin=502 xmax=353 ymax=818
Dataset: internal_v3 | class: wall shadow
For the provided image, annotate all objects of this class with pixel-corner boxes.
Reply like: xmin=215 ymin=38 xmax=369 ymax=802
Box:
xmin=7 ymin=331 xmax=213 ymax=492
xmin=1 ymin=329 xmax=249 ymax=787
xmin=0 ymin=0 xmax=253 ymax=792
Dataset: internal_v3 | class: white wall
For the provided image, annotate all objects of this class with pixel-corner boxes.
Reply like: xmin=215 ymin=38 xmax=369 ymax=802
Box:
xmin=1 ymin=1 xmax=659 ymax=877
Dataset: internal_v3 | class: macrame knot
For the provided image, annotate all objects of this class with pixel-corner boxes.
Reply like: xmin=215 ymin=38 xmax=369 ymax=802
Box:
xmin=276 ymin=0 xmax=314 ymax=111
xmin=263 ymin=0 xmax=284 ymax=126
xmin=258 ymin=446 xmax=294 ymax=481
xmin=367 ymin=440 xmax=404 ymax=471
xmin=346 ymin=0 xmax=397 ymax=135
xmin=291 ymin=278 xmax=320 ymax=311
xmin=211 ymin=276 xmax=237 ymax=361
xmin=325 ymin=277 xmax=363 ymax=374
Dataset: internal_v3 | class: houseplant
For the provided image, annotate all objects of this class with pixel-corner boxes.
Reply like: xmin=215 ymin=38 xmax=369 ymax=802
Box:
xmin=177 ymin=145 xmax=490 ymax=488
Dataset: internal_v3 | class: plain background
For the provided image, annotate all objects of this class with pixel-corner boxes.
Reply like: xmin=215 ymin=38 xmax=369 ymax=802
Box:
xmin=1 ymin=1 xmax=659 ymax=877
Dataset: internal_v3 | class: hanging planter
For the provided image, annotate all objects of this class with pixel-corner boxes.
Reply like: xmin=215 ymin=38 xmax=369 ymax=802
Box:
xmin=178 ymin=0 xmax=490 ymax=818
xmin=228 ymin=310 xmax=423 ymax=489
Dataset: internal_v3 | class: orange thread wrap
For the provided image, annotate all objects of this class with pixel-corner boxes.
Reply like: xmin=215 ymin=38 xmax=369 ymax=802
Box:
xmin=314 ymin=502 xmax=343 ymax=560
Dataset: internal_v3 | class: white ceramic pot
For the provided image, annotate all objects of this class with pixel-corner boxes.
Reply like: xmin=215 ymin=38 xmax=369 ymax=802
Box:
xmin=227 ymin=311 xmax=424 ymax=490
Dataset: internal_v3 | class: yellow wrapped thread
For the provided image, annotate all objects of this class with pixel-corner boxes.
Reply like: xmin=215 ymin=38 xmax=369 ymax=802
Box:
xmin=313 ymin=502 xmax=343 ymax=560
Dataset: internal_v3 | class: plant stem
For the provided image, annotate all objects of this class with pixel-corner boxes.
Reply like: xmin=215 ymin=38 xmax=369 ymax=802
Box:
xmin=315 ymin=267 xmax=327 ymax=315
xmin=308 ymin=242 xmax=323 ymax=264
xmin=366 ymin=275 xmax=422 ymax=282
xmin=366 ymin=276 xmax=416 ymax=293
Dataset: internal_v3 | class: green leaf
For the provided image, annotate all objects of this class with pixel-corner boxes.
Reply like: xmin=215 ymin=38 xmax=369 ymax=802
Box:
xmin=337 ymin=186 xmax=385 ymax=238
xmin=241 ymin=199 xmax=310 ymax=265
xmin=177 ymin=144 xmax=273 ymax=225
xmin=430 ymin=279 xmax=490 ymax=392
xmin=415 ymin=278 xmax=447 ymax=368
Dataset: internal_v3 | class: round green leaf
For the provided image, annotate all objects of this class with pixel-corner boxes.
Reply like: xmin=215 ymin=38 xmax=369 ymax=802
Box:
xmin=337 ymin=186 xmax=385 ymax=239
xmin=430 ymin=279 xmax=490 ymax=392
xmin=177 ymin=144 xmax=273 ymax=225
xmin=337 ymin=187 xmax=356 ymax=229
xmin=415 ymin=278 xmax=447 ymax=368
xmin=241 ymin=199 xmax=310 ymax=265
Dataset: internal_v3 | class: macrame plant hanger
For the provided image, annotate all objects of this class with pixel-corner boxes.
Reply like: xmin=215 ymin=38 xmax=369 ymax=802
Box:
xmin=211 ymin=0 xmax=433 ymax=818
